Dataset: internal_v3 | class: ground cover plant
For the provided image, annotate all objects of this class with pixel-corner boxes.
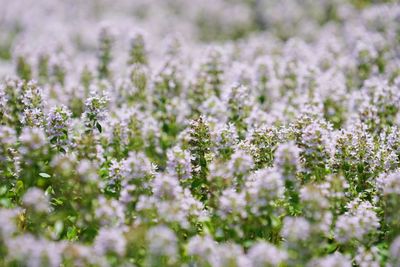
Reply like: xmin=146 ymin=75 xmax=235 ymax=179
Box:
xmin=0 ymin=0 xmax=400 ymax=266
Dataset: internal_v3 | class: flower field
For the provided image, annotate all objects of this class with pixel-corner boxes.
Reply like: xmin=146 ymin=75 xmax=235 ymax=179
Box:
xmin=0 ymin=0 xmax=400 ymax=266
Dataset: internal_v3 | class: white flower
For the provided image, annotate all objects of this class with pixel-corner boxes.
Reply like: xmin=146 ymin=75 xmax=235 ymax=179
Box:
xmin=380 ymin=172 xmax=400 ymax=195
xmin=245 ymin=168 xmax=284 ymax=215
xmin=187 ymin=235 xmax=217 ymax=260
xmin=19 ymin=127 xmax=47 ymax=154
xmin=335 ymin=199 xmax=380 ymax=243
xmin=354 ymin=246 xmax=380 ymax=267
xmin=248 ymin=241 xmax=288 ymax=267
xmin=6 ymin=234 xmax=66 ymax=267
xmin=94 ymin=227 xmax=126 ymax=256
xmin=227 ymin=149 xmax=254 ymax=176
xmin=390 ymin=236 xmax=400 ymax=266
xmin=0 ymin=126 xmax=17 ymax=146
xmin=166 ymin=146 xmax=192 ymax=179
xmin=147 ymin=225 xmax=177 ymax=260
xmin=308 ymin=252 xmax=352 ymax=267
xmin=282 ymin=216 xmax=311 ymax=242
xmin=121 ymin=152 xmax=155 ymax=181
xmin=22 ymin=187 xmax=49 ymax=212
xmin=274 ymin=141 xmax=301 ymax=178
xmin=218 ymin=188 xmax=247 ymax=219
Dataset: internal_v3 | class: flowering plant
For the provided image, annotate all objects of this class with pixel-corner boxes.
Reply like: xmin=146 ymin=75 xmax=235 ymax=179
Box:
xmin=0 ymin=0 xmax=400 ymax=266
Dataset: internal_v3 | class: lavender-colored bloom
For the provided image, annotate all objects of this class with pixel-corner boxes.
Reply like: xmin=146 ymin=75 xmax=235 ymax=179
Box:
xmin=282 ymin=216 xmax=311 ymax=242
xmin=166 ymin=146 xmax=192 ymax=179
xmin=248 ymin=241 xmax=288 ymax=267
xmin=22 ymin=187 xmax=49 ymax=212
xmin=308 ymin=252 xmax=352 ymax=267
xmin=46 ymin=105 xmax=71 ymax=148
xmin=147 ymin=225 xmax=178 ymax=260
xmin=335 ymin=199 xmax=380 ymax=243
xmin=94 ymin=227 xmax=126 ymax=256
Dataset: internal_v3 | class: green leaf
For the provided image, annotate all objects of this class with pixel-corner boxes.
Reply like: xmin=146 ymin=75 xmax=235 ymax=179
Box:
xmin=0 ymin=198 xmax=11 ymax=208
xmin=52 ymin=198 xmax=64 ymax=206
xmin=66 ymin=226 xmax=79 ymax=241
xmin=96 ymin=122 xmax=102 ymax=133
xmin=0 ymin=186 xmax=7 ymax=196
xmin=54 ymin=221 xmax=64 ymax=238
xmin=45 ymin=186 xmax=55 ymax=196
xmin=15 ymin=180 xmax=24 ymax=193
xmin=326 ymin=243 xmax=338 ymax=253
xmin=39 ymin=172 xmax=51 ymax=178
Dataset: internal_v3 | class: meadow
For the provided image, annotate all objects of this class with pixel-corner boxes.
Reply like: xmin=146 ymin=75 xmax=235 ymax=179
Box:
xmin=0 ymin=0 xmax=400 ymax=266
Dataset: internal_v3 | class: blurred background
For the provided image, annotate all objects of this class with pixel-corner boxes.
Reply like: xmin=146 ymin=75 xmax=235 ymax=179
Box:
xmin=0 ymin=0 xmax=397 ymax=76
